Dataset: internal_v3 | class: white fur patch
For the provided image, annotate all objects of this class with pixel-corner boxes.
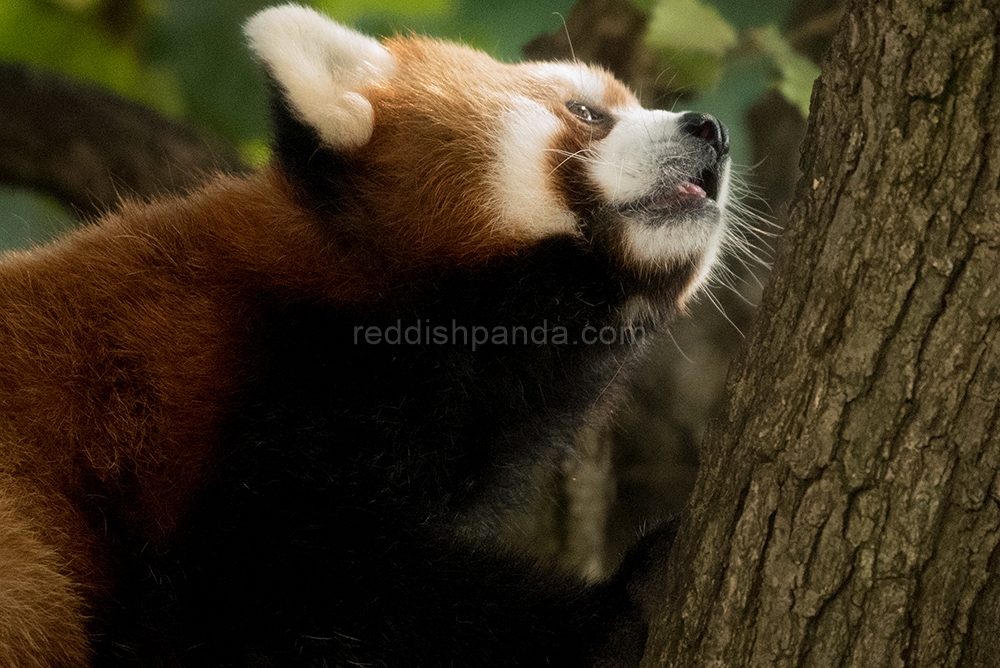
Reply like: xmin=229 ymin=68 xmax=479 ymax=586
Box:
xmin=526 ymin=63 xmax=608 ymax=107
xmin=244 ymin=4 xmax=395 ymax=150
xmin=592 ymin=109 xmax=729 ymax=276
xmin=679 ymin=228 xmax=724 ymax=305
xmin=490 ymin=96 xmax=578 ymax=239
xmin=620 ymin=215 xmax=721 ymax=268
xmin=590 ymin=108 xmax=686 ymax=205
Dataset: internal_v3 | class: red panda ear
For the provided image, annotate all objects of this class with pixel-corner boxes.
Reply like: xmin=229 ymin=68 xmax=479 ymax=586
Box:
xmin=244 ymin=4 xmax=394 ymax=150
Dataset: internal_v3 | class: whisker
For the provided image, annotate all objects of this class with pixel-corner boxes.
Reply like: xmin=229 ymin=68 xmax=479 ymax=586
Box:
xmin=553 ymin=12 xmax=576 ymax=64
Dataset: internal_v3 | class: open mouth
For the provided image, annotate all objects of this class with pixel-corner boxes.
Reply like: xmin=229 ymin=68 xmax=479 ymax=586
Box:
xmin=693 ymin=164 xmax=720 ymax=201
xmin=630 ymin=164 xmax=721 ymax=219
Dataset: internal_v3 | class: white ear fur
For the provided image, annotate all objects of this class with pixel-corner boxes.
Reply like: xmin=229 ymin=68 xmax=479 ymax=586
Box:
xmin=244 ymin=4 xmax=395 ymax=150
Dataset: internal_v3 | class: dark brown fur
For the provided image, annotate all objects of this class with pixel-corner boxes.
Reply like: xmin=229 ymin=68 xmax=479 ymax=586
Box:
xmin=0 ymin=168 xmax=386 ymax=664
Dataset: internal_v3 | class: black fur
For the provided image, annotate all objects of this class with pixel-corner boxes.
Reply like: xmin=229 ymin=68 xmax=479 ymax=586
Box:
xmin=91 ymin=66 xmax=720 ymax=668
xmin=265 ymin=79 xmax=352 ymax=211
xmin=190 ymin=235 xmax=682 ymax=666
xmin=93 ymin=236 xmax=685 ymax=667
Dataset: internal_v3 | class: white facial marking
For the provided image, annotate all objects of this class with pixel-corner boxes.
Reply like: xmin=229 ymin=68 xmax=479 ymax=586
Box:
xmin=590 ymin=108 xmax=685 ymax=205
xmin=527 ymin=63 xmax=608 ymax=106
xmin=245 ymin=4 xmax=395 ymax=150
xmin=620 ymin=215 xmax=722 ymax=269
xmin=590 ymin=108 xmax=730 ymax=275
xmin=679 ymin=225 xmax=724 ymax=305
xmin=490 ymin=96 xmax=578 ymax=239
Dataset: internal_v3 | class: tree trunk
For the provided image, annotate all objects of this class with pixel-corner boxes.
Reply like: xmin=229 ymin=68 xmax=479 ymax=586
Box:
xmin=644 ymin=1 xmax=1000 ymax=666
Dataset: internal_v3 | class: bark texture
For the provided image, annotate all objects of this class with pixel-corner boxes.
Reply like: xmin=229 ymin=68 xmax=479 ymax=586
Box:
xmin=644 ymin=1 xmax=1000 ymax=666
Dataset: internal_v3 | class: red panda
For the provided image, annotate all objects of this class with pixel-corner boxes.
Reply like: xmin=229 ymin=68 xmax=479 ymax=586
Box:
xmin=0 ymin=4 xmax=731 ymax=666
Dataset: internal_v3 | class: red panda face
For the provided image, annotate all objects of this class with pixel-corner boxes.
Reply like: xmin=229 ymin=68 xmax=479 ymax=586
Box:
xmin=246 ymin=4 xmax=730 ymax=301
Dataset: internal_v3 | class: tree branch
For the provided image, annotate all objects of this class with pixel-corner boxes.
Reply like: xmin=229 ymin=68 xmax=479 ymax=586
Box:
xmin=0 ymin=61 xmax=245 ymax=218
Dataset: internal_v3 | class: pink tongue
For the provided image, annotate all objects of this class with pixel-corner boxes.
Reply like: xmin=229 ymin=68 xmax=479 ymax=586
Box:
xmin=646 ymin=181 xmax=708 ymax=212
xmin=679 ymin=181 xmax=706 ymax=197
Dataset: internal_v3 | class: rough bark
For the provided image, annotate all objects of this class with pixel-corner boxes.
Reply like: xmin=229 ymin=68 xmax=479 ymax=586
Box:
xmin=0 ymin=62 xmax=244 ymax=218
xmin=644 ymin=1 xmax=1000 ymax=666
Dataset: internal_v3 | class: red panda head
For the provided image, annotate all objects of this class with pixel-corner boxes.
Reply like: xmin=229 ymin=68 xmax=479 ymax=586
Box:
xmin=245 ymin=4 xmax=730 ymax=304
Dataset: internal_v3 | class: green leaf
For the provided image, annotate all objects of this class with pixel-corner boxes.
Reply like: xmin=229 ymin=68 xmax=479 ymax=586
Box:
xmin=0 ymin=187 xmax=74 ymax=252
xmin=0 ymin=0 xmax=184 ymax=116
xmin=314 ymin=0 xmax=451 ymax=23
xmin=627 ymin=0 xmax=659 ymax=12
xmin=644 ymin=0 xmax=738 ymax=90
xmin=349 ymin=0 xmax=575 ymax=63
xmin=239 ymin=139 xmax=271 ymax=169
xmin=753 ymin=24 xmax=819 ymax=117
xmin=688 ymin=55 xmax=772 ymax=168
xmin=646 ymin=0 xmax=737 ymax=56
xmin=149 ymin=0 xmax=275 ymax=145
xmin=706 ymin=0 xmax=796 ymax=30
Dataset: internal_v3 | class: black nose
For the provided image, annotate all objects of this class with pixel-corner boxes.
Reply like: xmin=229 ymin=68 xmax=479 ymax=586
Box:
xmin=679 ymin=112 xmax=729 ymax=159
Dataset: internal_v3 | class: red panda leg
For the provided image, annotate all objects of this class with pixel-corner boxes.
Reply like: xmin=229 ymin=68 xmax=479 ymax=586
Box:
xmin=0 ymin=488 xmax=90 ymax=667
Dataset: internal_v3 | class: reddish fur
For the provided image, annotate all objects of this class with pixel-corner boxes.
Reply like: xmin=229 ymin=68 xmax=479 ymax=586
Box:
xmin=0 ymin=35 xmax=640 ymax=664
xmin=343 ymin=37 xmax=637 ymax=266
xmin=0 ymin=168 xmax=391 ymax=662
xmin=0 ymin=485 xmax=89 ymax=667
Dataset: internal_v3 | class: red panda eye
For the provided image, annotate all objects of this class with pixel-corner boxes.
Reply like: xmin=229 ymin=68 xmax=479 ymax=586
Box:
xmin=567 ymin=101 xmax=604 ymax=124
